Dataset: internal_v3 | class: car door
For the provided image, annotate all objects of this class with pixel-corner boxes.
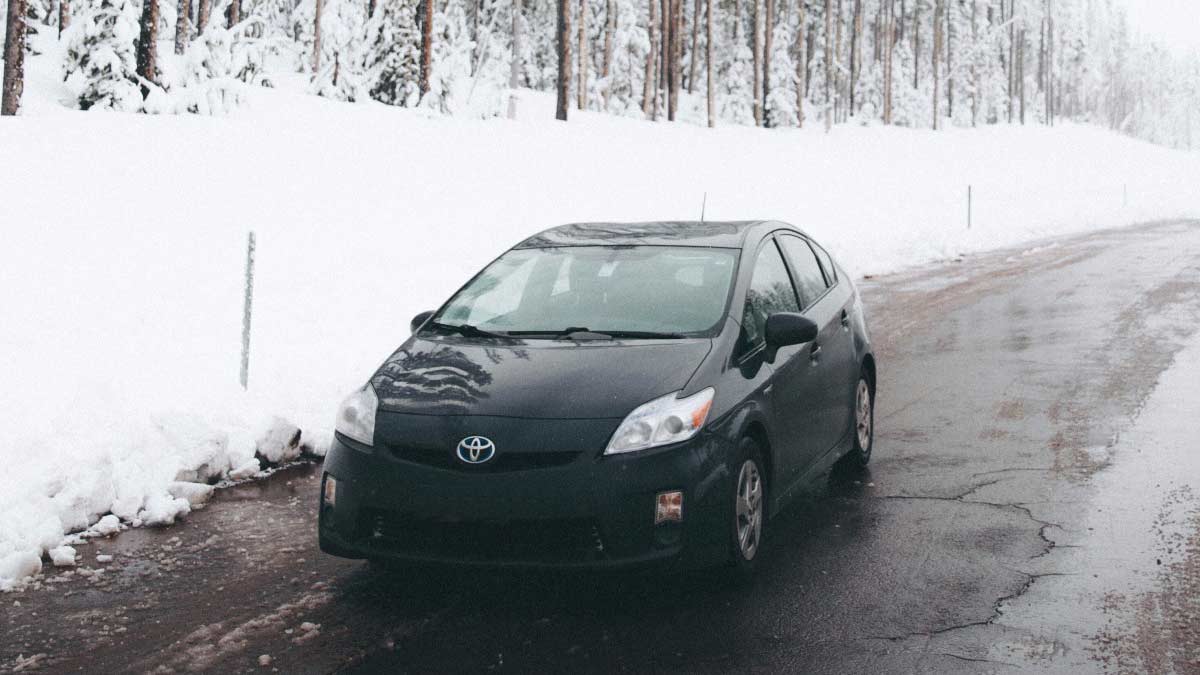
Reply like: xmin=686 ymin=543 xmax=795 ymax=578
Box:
xmin=776 ymin=233 xmax=855 ymax=459
xmin=737 ymin=238 xmax=826 ymax=484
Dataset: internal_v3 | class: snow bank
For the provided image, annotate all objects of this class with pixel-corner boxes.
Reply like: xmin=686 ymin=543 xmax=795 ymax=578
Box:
xmin=2 ymin=47 xmax=1200 ymax=591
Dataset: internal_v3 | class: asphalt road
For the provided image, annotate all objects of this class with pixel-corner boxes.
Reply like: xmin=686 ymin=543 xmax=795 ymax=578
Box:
xmin=5 ymin=220 xmax=1200 ymax=674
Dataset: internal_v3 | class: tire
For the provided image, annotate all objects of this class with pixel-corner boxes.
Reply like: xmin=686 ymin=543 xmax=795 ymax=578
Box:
xmin=728 ymin=437 xmax=767 ymax=579
xmin=837 ymin=367 xmax=875 ymax=471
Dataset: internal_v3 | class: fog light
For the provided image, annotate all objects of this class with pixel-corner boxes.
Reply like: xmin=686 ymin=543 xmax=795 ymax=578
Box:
xmin=323 ymin=475 xmax=337 ymax=508
xmin=655 ymin=490 xmax=683 ymax=524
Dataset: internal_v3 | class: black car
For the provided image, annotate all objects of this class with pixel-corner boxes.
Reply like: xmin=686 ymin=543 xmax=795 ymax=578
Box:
xmin=319 ymin=221 xmax=876 ymax=575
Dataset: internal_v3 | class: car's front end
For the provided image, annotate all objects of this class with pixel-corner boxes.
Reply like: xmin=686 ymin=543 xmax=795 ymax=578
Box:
xmin=318 ymin=409 xmax=736 ymax=569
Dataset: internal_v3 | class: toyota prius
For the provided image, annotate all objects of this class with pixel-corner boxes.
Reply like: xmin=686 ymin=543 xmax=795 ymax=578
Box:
xmin=319 ymin=221 xmax=876 ymax=575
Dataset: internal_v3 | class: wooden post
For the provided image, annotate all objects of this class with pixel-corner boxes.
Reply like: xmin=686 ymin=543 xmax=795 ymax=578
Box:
xmin=240 ymin=232 xmax=256 ymax=390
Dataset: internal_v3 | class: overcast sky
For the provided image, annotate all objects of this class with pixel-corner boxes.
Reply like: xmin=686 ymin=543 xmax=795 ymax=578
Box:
xmin=1119 ymin=0 xmax=1200 ymax=54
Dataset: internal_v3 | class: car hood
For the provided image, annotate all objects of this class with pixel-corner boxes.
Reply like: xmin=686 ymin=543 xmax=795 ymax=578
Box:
xmin=370 ymin=336 xmax=713 ymax=419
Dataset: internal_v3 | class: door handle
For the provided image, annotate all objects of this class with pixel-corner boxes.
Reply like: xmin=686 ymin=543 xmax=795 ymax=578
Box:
xmin=810 ymin=342 xmax=822 ymax=360
xmin=841 ymin=309 xmax=850 ymax=329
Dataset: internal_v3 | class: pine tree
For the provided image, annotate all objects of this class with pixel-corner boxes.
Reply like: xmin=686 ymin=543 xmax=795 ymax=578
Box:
xmin=601 ymin=0 xmax=647 ymax=116
xmin=421 ymin=0 xmax=482 ymax=113
xmin=363 ymin=0 xmax=421 ymax=105
xmin=308 ymin=0 xmax=367 ymax=100
xmin=62 ymin=0 xmax=146 ymax=111
xmin=764 ymin=1 xmax=795 ymax=127
xmin=718 ymin=6 xmax=753 ymax=124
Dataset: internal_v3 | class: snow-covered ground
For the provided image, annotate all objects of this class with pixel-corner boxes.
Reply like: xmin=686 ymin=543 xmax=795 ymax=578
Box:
xmin=2 ymin=43 xmax=1200 ymax=590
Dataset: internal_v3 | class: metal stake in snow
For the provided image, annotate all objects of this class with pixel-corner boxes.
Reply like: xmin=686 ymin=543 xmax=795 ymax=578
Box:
xmin=240 ymin=232 xmax=256 ymax=391
xmin=967 ymin=185 xmax=973 ymax=230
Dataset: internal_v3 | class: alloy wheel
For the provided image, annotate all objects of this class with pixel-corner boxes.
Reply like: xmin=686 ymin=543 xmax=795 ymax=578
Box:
xmin=735 ymin=459 xmax=764 ymax=561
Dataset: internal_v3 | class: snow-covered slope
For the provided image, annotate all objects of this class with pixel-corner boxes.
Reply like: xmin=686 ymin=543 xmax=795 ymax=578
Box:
xmin=2 ymin=48 xmax=1199 ymax=590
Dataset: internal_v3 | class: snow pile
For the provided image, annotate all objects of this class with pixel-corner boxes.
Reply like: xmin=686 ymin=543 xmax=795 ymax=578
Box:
xmin=2 ymin=48 xmax=1200 ymax=590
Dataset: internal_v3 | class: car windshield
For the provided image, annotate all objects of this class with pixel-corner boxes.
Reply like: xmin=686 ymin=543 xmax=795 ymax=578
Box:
xmin=431 ymin=246 xmax=738 ymax=337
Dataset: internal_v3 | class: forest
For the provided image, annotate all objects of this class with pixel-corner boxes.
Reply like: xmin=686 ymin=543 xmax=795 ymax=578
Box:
xmin=2 ymin=0 xmax=1198 ymax=148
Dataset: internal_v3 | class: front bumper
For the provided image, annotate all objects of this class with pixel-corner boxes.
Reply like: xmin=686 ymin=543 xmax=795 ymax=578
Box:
xmin=318 ymin=430 xmax=734 ymax=569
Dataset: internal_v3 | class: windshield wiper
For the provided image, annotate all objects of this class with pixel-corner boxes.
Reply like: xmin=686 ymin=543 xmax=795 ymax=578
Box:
xmin=599 ymin=330 xmax=688 ymax=339
xmin=498 ymin=328 xmax=690 ymax=340
xmin=428 ymin=321 xmax=510 ymax=338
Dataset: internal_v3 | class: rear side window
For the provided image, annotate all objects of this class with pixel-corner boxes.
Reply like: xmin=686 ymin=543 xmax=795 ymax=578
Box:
xmin=811 ymin=241 xmax=838 ymax=285
xmin=741 ymin=241 xmax=800 ymax=349
xmin=777 ymin=235 xmax=829 ymax=310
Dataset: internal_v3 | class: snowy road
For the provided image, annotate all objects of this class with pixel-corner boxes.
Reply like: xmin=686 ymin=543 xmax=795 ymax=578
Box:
xmin=4 ymin=220 xmax=1200 ymax=674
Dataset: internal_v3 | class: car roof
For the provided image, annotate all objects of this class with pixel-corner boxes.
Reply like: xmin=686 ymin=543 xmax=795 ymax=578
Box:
xmin=513 ymin=221 xmax=805 ymax=249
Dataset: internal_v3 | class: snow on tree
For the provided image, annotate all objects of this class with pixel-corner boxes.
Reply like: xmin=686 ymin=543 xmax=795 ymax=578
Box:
xmin=763 ymin=2 xmax=794 ymax=127
xmin=598 ymin=0 xmax=647 ymax=116
xmin=307 ymin=0 xmax=367 ymax=101
xmin=421 ymin=0 xmax=496 ymax=115
xmin=717 ymin=8 xmax=754 ymax=126
xmin=62 ymin=0 xmax=152 ymax=111
xmin=362 ymin=0 xmax=421 ymax=106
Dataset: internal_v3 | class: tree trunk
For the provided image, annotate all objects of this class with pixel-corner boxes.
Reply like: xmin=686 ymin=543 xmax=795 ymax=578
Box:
xmin=642 ymin=0 xmax=657 ymax=115
xmin=556 ymin=0 xmax=571 ymax=119
xmin=1045 ymin=0 xmax=1053 ymax=125
xmin=761 ymin=0 xmax=773 ymax=126
xmin=970 ymin=0 xmax=977 ymax=126
xmin=671 ymin=0 xmax=681 ymax=118
xmin=601 ymin=0 xmax=614 ymax=106
xmin=1006 ymin=0 xmax=1013 ymax=122
xmin=849 ymin=0 xmax=861 ymax=115
xmin=705 ymin=0 xmax=713 ymax=127
xmin=1 ymin=0 xmax=25 ymax=115
xmin=1017 ymin=27 xmax=1025 ymax=123
xmin=577 ymin=0 xmax=587 ymax=109
xmin=227 ymin=0 xmax=239 ymax=26
xmin=508 ymin=0 xmax=521 ymax=118
xmin=931 ymin=0 xmax=942 ymax=129
xmin=882 ymin=0 xmax=894 ymax=124
xmin=751 ymin=0 xmax=761 ymax=125
xmin=912 ymin=0 xmax=919 ymax=89
xmin=833 ymin=0 xmax=842 ymax=122
xmin=795 ymin=0 xmax=806 ymax=127
xmin=136 ymin=0 xmax=159 ymax=84
xmin=945 ymin=0 xmax=952 ymax=119
xmin=687 ymin=0 xmax=699 ymax=93
xmin=196 ymin=0 xmax=210 ymax=34
xmin=58 ymin=0 xmax=69 ymax=36
xmin=823 ymin=0 xmax=832 ymax=131
xmin=312 ymin=0 xmax=323 ymax=72
xmin=420 ymin=0 xmax=433 ymax=96
xmin=174 ymin=0 xmax=189 ymax=53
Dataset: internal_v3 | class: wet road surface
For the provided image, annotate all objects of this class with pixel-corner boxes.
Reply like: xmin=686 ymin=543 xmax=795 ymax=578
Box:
xmin=4 ymin=220 xmax=1200 ymax=674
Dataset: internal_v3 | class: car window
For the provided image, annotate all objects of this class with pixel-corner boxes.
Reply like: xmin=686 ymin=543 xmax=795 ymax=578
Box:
xmin=777 ymin=235 xmax=829 ymax=310
xmin=741 ymin=241 xmax=801 ymax=350
xmin=810 ymin=240 xmax=838 ymax=285
xmin=434 ymin=246 xmax=738 ymax=336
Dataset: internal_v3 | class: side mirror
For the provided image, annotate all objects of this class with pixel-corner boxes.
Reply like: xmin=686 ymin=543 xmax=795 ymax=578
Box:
xmin=410 ymin=310 xmax=435 ymax=334
xmin=765 ymin=312 xmax=818 ymax=348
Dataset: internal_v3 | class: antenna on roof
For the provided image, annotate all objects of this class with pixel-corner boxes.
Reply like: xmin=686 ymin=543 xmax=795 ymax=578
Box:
xmin=700 ymin=192 xmax=707 ymax=222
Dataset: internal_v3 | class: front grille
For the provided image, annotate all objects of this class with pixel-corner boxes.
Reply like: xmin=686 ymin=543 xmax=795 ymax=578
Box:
xmin=366 ymin=511 xmax=607 ymax=563
xmin=389 ymin=445 xmax=581 ymax=472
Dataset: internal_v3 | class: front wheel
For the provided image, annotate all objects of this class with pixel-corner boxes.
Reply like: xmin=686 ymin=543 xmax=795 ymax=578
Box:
xmin=838 ymin=370 xmax=874 ymax=470
xmin=728 ymin=437 xmax=767 ymax=578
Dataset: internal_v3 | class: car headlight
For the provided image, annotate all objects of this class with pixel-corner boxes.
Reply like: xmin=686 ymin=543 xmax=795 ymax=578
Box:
xmin=335 ymin=384 xmax=378 ymax=446
xmin=605 ymin=388 xmax=715 ymax=455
